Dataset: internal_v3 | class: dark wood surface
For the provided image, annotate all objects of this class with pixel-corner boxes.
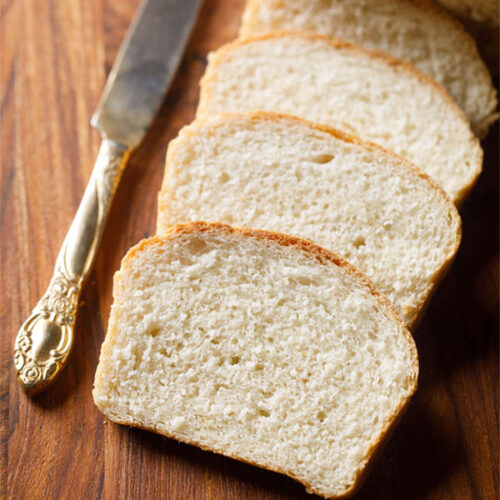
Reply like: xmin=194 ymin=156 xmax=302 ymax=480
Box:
xmin=1 ymin=0 xmax=498 ymax=498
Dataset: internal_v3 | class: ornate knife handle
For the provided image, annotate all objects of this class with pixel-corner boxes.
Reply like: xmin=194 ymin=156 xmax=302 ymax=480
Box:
xmin=14 ymin=139 xmax=129 ymax=395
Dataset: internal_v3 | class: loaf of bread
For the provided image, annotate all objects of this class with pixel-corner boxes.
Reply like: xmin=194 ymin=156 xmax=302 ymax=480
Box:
xmin=238 ymin=0 xmax=498 ymax=137
xmin=157 ymin=112 xmax=461 ymax=327
xmin=197 ymin=33 xmax=483 ymax=205
xmin=93 ymin=222 xmax=419 ymax=499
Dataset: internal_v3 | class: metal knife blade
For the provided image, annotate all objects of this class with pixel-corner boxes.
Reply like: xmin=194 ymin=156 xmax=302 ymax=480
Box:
xmin=91 ymin=0 xmax=202 ymax=150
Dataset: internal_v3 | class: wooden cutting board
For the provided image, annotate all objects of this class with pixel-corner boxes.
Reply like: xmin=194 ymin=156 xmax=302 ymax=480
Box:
xmin=1 ymin=0 xmax=498 ymax=498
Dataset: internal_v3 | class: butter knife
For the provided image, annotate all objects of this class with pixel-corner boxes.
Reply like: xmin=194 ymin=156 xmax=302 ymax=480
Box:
xmin=14 ymin=0 xmax=202 ymax=395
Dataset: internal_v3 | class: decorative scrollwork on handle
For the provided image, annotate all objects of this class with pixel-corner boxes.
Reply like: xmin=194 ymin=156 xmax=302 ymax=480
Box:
xmin=14 ymin=139 xmax=129 ymax=395
xmin=14 ymin=268 xmax=81 ymax=393
xmin=40 ymin=270 xmax=80 ymax=323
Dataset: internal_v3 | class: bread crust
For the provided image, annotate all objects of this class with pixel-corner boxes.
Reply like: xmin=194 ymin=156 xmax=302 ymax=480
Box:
xmin=238 ymin=0 xmax=498 ymax=136
xmin=95 ymin=221 xmax=419 ymax=499
xmin=157 ymin=111 xmax=462 ymax=329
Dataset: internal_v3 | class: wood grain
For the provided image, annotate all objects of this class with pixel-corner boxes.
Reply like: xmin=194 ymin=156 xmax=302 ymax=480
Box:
xmin=1 ymin=0 xmax=498 ymax=498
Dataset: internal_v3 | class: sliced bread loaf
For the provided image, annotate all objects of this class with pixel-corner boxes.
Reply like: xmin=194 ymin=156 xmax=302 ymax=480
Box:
xmin=197 ymin=33 xmax=483 ymax=205
xmin=157 ymin=112 xmax=461 ymax=327
xmin=238 ymin=0 xmax=498 ymax=137
xmin=93 ymin=222 xmax=419 ymax=499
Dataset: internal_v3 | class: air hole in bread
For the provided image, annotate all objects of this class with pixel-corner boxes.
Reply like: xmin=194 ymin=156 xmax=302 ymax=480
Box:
xmin=186 ymin=237 xmax=210 ymax=256
xmin=353 ymin=236 xmax=366 ymax=248
xmin=147 ymin=327 xmax=161 ymax=338
xmin=297 ymin=275 xmax=315 ymax=286
xmin=310 ymin=153 xmax=334 ymax=164
xmin=317 ymin=410 xmax=326 ymax=422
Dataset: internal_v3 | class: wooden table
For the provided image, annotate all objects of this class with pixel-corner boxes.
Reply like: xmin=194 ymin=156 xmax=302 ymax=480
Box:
xmin=2 ymin=0 xmax=498 ymax=498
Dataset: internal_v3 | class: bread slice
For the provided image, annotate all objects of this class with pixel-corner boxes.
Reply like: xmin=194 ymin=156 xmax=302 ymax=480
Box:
xmin=157 ymin=112 xmax=461 ymax=327
xmin=93 ymin=222 xmax=419 ymax=499
xmin=197 ymin=33 xmax=483 ymax=205
xmin=239 ymin=0 xmax=498 ymax=137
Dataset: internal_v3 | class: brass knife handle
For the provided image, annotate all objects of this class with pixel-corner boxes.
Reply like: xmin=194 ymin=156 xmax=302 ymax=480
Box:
xmin=14 ymin=139 xmax=129 ymax=395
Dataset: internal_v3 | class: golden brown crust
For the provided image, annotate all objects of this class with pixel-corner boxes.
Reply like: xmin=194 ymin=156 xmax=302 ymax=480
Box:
xmin=197 ymin=32 xmax=483 ymax=205
xmin=97 ymin=221 xmax=419 ymax=499
xmin=157 ymin=110 xmax=462 ymax=328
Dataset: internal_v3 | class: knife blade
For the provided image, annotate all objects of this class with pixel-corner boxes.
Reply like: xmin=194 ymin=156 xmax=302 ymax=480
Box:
xmin=92 ymin=0 xmax=202 ymax=149
xmin=14 ymin=0 xmax=201 ymax=395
